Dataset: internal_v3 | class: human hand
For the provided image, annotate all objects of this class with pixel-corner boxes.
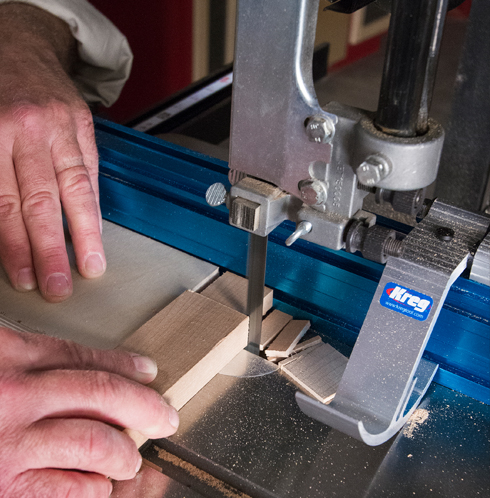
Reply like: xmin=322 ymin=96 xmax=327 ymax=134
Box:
xmin=0 ymin=327 xmax=179 ymax=498
xmin=0 ymin=3 xmax=105 ymax=302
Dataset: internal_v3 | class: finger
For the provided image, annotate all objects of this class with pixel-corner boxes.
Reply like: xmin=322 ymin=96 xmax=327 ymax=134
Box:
xmin=23 ymin=418 xmax=141 ymax=481
xmin=75 ymin=107 xmax=102 ymax=233
xmin=0 ymin=147 xmax=37 ymax=292
xmin=13 ymin=133 xmax=72 ymax=302
xmin=9 ymin=469 xmax=112 ymax=498
xmin=51 ymin=124 xmax=105 ymax=280
xmin=1 ymin=328 xmax=158 ymax=384
xmin=27 ymin=369 xmax=179 ymax=439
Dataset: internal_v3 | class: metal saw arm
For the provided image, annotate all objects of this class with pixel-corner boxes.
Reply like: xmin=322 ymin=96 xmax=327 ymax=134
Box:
xmin=205 ymin=0 xmax=490 ymax=445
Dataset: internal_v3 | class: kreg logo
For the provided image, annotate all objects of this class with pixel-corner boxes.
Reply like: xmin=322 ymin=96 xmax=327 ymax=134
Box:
xmin=379 ymin=282 xmax=433 ymax=321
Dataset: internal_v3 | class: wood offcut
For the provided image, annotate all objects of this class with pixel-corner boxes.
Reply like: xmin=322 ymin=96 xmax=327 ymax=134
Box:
xmin=259 ymin=309 xmax=292 ymax=351
xmin=281 ymin=343 xmax=348 ymax=403
xmin=265 ymin=319 xmax=310 ymax=358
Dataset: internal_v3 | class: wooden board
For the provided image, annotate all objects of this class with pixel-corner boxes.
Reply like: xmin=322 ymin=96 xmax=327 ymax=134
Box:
xmin=265 ymin=320 xmax=310 ymax=358
xmin=0 ymin=220 xmax=218 ymax=349
xmin=121 ymin=290 xmax=248 ymax=411
xmin=201 ymin=272 xmax=273 ymax=316
xmin=260 ymin=309 xmax=292 ymax=351
xmin=281 ymin=343 xmax=348 ymax=403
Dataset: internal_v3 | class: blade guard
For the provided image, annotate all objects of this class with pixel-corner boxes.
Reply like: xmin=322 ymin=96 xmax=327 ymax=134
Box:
xmin=296 ymin=200 xmax=490 ymax=446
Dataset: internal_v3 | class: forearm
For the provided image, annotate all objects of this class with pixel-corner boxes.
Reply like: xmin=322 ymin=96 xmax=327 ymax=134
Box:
xmin=0 ymin=2 xmax=77 ymax=75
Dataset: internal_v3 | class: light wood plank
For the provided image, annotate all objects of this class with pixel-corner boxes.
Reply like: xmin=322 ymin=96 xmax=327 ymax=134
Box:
xmin=260 ymin=309 xmax=292 ymax=351
xmin=281 ymin=343 xmax=348 ymax=403
xmin=122 ymin=290 xmax=248 ymax=410
xmin=0 ymin=220 xmax=218 ymax=349
xmin=201 ymin=272 xmax=273 ymax=316
xmin=265 ymin=320 xmax=310 ymax=358
xmin=121 ymin=290 xmax=248 ymax=448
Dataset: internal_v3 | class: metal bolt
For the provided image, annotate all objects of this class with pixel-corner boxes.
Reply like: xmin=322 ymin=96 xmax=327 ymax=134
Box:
xmin=383 ymin=237 xmax=403 ymax=258
xmin=298 ymin=179 xmax=328 ymax=206
xmin=356 ymin=154 xmax=392 ymax=187
xmin=305 ymin=116 xmax=335 ymax=144
xmin=435 ymin=226 xmax=454 ymax=242
xmin=205 ymin=183 xmax=227 ymax=207
xmin=285 ymin=221 xmax=312 ymax=247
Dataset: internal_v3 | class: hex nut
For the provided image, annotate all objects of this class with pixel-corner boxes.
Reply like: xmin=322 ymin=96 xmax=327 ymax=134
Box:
xmin=298 ymin=179 xmax=328 ymax=206
xmin=356 ymin=154 xmax=392 ymax=187
xmin=305 ymin=116 xmax=335 ymax=144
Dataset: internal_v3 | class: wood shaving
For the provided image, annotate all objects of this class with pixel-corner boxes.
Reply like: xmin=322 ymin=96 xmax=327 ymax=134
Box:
xmin=156 ymin=446 xmax=252 ymax=498
xmin=403 ymin=408 xmax=429 ymax=438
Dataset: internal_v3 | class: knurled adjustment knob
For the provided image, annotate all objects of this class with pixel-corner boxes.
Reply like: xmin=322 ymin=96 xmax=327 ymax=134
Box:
xmin=206 ymin=183 xmax=228 ymax=207
xmin=362 ymin=225 xmax=402 ymax=264
xmin=391 ymin=189 xmax=425 ymax=216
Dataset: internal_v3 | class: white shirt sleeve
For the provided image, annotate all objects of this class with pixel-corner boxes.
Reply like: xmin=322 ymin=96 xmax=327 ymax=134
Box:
xmin=0 ymin=0 xmax=133 ymax=106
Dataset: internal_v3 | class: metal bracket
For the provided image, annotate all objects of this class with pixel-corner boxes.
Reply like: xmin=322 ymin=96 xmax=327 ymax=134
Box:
xmin=470 ymin=230 xmax=490 ymax=286
xmin=296 ymin=200 xmax=490 ymax=445
xmin=230 ymin=0 xmax=337 ymax=200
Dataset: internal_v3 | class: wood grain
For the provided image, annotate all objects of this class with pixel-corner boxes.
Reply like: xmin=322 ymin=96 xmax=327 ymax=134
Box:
xmin=281 ymin=343 xmax=348 ymax=403
xmin=201 ymin=272 xmax=273 ymax=316
xmin=265 ymin=320 xmax=310 ymax=358
xmin=260 ymin=309 xmax=292 ymax=351
xmin=122 ymin=290 xmax=248 ymax=410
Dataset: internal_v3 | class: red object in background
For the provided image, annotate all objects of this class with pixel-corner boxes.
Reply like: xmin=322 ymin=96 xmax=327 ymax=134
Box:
xmin=451 ymin=0 xmax=472 ymax=18
xmin=90 ymin=0 xmax=193 ymax=123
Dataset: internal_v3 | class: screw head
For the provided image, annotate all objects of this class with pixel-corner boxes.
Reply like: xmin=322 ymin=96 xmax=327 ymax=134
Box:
xmin=357 ymin=154 xmax=391 ymax=187
xmin=435 ymin=226 xmax=454 ymax=242
xmin=299 ymin=179 xmax=328 ymax=206
xmin=305 ymin=116 xmax=335 ymax=144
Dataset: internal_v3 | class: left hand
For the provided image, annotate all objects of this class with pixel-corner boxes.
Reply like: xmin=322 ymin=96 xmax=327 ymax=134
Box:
xmin=0 ymin=3 xmax=106 ymax=302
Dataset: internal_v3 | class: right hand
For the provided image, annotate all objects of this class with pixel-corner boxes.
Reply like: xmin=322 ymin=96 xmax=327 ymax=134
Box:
xmin=0 ymin=327 xmax=179 ymax=498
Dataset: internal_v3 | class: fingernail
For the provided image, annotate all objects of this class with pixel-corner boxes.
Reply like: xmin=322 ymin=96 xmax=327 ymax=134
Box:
xmin=46 ymin=273 xmax=70 ymax=297
xmin=168 ymin=406 xmax=180 ymax=430
xmin=84 ymin=253 xmax=105 ymax=277
xmin=131 ymin=354 xmax=158 ymax=378
xmin=17 ymin=267 xmax=37 ymax=291
xmin=135 ymin=454 xmax=143 ymax=474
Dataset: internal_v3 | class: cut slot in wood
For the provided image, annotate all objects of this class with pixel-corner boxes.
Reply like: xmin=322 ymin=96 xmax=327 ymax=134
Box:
xmin=281 ymin=343 xmax=348 ymax=403
xmin=201 ymin=271 xmax=273 ymax=316
xmin=260 ymin=309 xmax=293 ymax=351
xmin=265 ymin=320 xmax=310 ymax=358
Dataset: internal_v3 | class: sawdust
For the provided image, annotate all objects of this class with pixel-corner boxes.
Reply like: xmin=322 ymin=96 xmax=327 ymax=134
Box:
xmin=156 ymin=446 xmax=252 ymax=498
xmin=403 ymin=408 xmax=429 ymax=438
